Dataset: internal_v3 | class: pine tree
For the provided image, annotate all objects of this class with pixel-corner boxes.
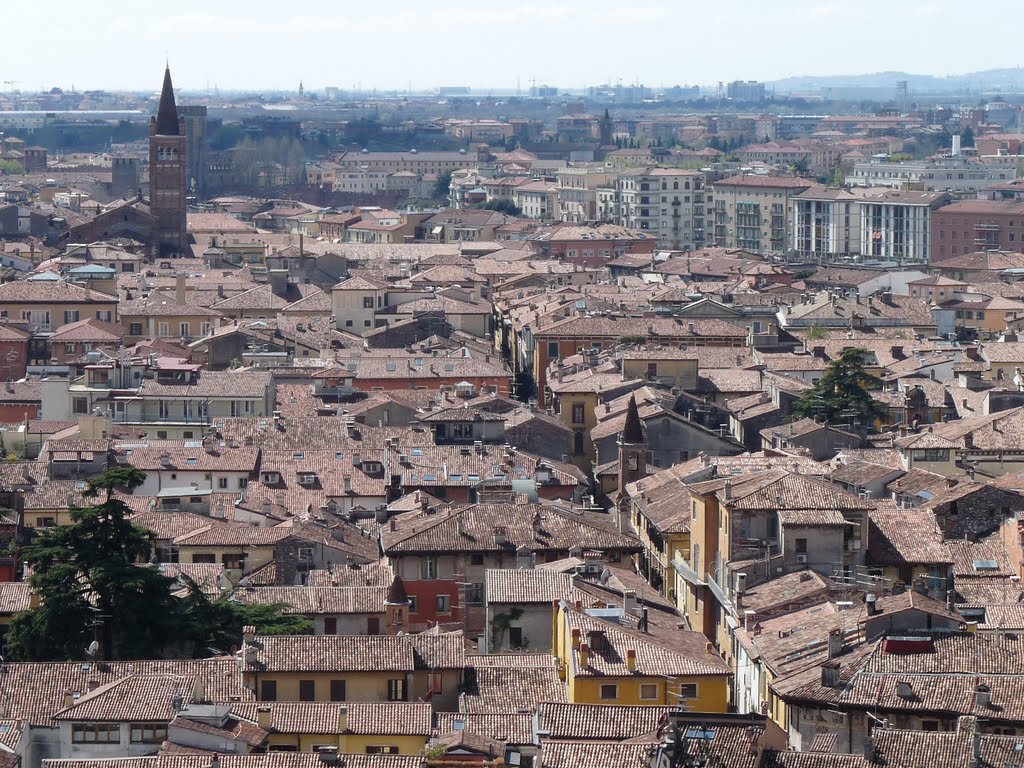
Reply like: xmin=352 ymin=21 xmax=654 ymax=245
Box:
xmin=5 ymin=467 xmax=182 ymax=660
xmin=793 ymin=347 xmax=885 ymax=430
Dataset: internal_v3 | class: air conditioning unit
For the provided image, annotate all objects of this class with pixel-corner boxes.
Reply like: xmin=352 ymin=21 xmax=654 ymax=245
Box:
xmin=796 ymin=554 xmax=808 ymax=564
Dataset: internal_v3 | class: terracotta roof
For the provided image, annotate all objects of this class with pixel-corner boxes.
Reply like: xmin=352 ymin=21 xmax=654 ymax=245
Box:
xmin=242 ymin=632 xmax=464 ymax=673
xmin=382 ymin=503 xmax=639 ymax=556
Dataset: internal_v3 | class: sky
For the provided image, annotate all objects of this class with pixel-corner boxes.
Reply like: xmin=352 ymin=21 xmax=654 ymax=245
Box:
xmin=4 ymin=0 xmax=1022 ymax=93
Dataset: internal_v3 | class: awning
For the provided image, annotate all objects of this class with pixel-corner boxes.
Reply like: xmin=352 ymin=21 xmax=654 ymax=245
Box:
xmin=431 ymin=226 xmax=443 ymax=235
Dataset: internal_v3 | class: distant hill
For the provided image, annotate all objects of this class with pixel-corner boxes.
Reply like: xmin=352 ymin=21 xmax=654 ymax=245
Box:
xmin=768 ymin=69 xmax=1024 ymax=96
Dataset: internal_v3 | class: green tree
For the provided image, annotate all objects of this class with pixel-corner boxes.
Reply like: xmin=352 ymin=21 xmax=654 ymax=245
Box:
xmin=0 ymin=160 xmax=24 ymax=175
xmin=179 ymin=583 xmax=311 ymax=655
xmin=961 ymin=126 xmax=975 ymax=148
xmin=4 ymin=467 xmax=183 ymax=661
xmin=433 ymin=170 xmax=453 ymax=202
xmin=793 ymin=347 xmax=885 ymax=430
xmin=791 ymin=156 xmax=811 ymax=176
xmin=478 ymin=198 xmax=521 ymax=216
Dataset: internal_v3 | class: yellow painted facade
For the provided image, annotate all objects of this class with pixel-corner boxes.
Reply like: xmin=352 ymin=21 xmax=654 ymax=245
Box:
xmin=552 ymin=602 xmax=729 ymax=712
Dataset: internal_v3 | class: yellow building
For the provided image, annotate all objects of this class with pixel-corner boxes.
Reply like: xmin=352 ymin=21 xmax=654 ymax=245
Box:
xmin=241 ymin=631 xmax=465 ymax=712
xmin=552 ymin=601 xmax=730 ymax=711
xmin=548 ymin=370 xmax=643 ymax=466
xmin=250 ymin=702 xmax=432 ymax=754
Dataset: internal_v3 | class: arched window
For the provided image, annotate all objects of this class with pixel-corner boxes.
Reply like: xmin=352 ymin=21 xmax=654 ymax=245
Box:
xmin=684 ymin=181 xmax=691 ymax=190
xmin=673 ymin=181 xmax=679 ymax=190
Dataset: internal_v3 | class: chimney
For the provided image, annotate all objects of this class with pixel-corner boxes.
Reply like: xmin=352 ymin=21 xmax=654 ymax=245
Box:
xmin=87 ymin=679 xmax=100 ymax=692
xmin=579 ymin=642 xmax=590 ymax=667
xmin=256 ymin=705 xmax=272 ymax=730
xmin=571 ymin=628 xmax=581 ymax=650
xmin=63 ymin=690 xmax=75 ymax=710
xmin=211 ymin=754 xmax=220 ymax=768
xmin=390 ymin=518 xmax=397 ymax=531
xmin=343 ymin=476 xmax=352 ymax=493
xmin=723 ymin=480 xmax=733 ymax=501
xmin=623 ymin=589 xmax=638 ymax=616
xmin=242 ymin=625 xmax=256 ymax=645
xmin=626 ymin=649 xmax=637 ymax=672
xmin=176 ymin=273 xmax=186 ymax=305
xmin=827 ymin=628 xmax=843 ymax=659
xmin=865 ymin=593 xmax=878 ymax=616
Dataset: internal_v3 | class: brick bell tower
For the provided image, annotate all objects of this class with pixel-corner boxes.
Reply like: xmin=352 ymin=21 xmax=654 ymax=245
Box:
xmin=149 ymin=65 xmax=188 ymax=256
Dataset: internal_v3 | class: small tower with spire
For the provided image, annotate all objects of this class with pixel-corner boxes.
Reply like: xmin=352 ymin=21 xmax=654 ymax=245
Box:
xmin=616 ymin=394 xmax=647 ymax=530
xmin=384 ymin=574 xmax=410 ymax=634
xmin=149 ymin=65 xmax=188 ymax=256
xmin=298 ymin=81 xmax=305 ymax=99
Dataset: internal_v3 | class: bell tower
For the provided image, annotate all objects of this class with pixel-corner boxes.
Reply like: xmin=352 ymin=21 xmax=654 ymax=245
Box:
xmin=149 ymin=65 xmax=188 ymax=256
xmin=616 ymin=394 xmax=647 ymax=531
xmin=384 ymin=574 xmax=410 ymax=634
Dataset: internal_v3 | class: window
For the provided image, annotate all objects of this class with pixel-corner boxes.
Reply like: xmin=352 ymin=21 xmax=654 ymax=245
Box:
xmin=640 ymin=683 xmax=659 ymax=700
xmin=217 ymin=477 xmax=228 ymax=489
xmin=366 ymin=747 xmax=399 ymax=755
xmin=73 ymin=397 xmax=89 ymax=415
xmin=795 ymin=538 xmax=808 ymax=555
xmin=261 ymin=680 xmax=278 ymax=701
xmin=330 ymin=679 xmax=346 ymax=701
xmin=420 ymin=556 xmax=437 ymax=579
xmin=600 ymin=684 xmax=618 ymax=700
xmin=299 ymin=679 xmax=315 ymax=701
xmin=572 ymin=403 xmax=585 ymax=425
xmin=64 ymin=310 xmax=80 ymax=324
xmin=64 ymin=343 xmax=77 ymax=354
xmin=466 ymin=583 xmax=484 ymax=606
xmin=179 ymin=322 xmax=190 ymax=337
xmin=679 ymin=683 xmax=698 ymax=699
xmin=192 ymin=554 xmax=216 ymax=564
xmin=158 ymin=322 xmax=169 ymax=337
xmin=436 ymin=594 xmax=451 ymax=613
xmin=363 ymin=296 xmax=375 ymax=308
xmin=977 ymin=311 xmax=985 ymax=320
xmin=921 ymin=720 xmax=940 ymax=732
xmin=130 ymin=723 xmax=168 ymax=744
xmin=470 ymin=553 xmax=485 ymax=566
xmin=367 ymin=616 xmax=380 ymax=635
xmin=547 ymin=341 xmax=559 ymax=358
xmin=407 ymin=595 xmax=418 ymax=613
xmin=36 ymin=517 xmax=56 ymax=528
xmin=72 ymin=723 xmax=120 ymax=744
xmin=387 ymin=678 xmax=406 ymax=701
xmin=324 ymin=617 xmax=338 ymax=635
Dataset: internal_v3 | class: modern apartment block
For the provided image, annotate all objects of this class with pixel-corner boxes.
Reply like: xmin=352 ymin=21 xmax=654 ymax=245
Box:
xmin=792 ymin=187 xmax=950 ymax=264
xmin=712 ymin=174 xmax=812 ymax=253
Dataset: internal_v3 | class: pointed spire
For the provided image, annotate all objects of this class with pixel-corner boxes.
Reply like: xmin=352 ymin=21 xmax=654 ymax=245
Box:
xmin=622 ymin=394 xmax=644 ymax=444
xmin=386 ymin=574 xmax=409 ymax=605
xmin=155 ymin=65 xmax=180 ymax=136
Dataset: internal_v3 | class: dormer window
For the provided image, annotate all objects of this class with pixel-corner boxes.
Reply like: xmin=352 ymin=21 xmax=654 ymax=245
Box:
xmin=261 ymin=471 xmax=281 ymax=484
xmin=298 ymin=472 xmax=317 ymax=486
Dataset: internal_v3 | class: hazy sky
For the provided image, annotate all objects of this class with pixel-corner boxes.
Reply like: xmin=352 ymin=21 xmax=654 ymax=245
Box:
xmin=6 ymin=0 xmax=1022 ymax=92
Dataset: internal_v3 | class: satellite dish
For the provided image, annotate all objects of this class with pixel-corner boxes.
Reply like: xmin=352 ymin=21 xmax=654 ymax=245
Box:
xmin=85 ymin=641 xmax=100 ymax=657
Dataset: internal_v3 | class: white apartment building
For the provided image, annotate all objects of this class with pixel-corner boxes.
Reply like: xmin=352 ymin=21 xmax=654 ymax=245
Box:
xmin=792 ymin=186 xmax=950 ymax=264
xmin=603 ymin=167 xmax=709 ymax=250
